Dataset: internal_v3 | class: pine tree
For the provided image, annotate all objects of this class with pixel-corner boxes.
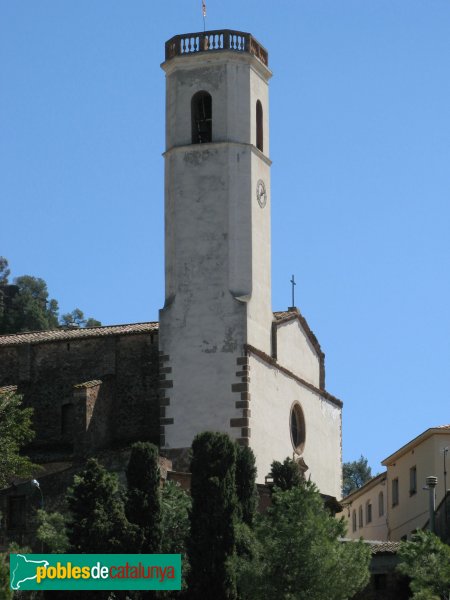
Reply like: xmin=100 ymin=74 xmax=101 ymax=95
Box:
xmin=187 ymin=432 xmax=238 ymax=600
xmin=66 ymin=458 xmax=133 ymax=553
xmin=235 ymin=444 xmax=258 ymax=526
xmin=125 ymin=441 xmax=162 ymax=553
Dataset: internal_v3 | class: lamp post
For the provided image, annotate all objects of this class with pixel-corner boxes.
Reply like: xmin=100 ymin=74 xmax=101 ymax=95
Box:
xmin=425 ymin=476 xmax=437 ymax=534
xmin=31 ymin=479 xmax=44 ymax=509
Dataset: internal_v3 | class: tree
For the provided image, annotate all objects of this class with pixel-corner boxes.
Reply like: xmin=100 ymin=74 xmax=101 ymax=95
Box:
xmin=269 ymin=457 xmax=303 ymax=491
xmin=235 ymin=444 xmax=258 ymax=526
xmin=238 ymin=482 xmax=371 ymax=600
xmin=342 ymin=455 xmax=372 ymax=497
xmin=397 ymin=530 xmax=450 ymax=600
xmin=0 ymin=257 xmax=10 ymax=285
xmin=0 ymin=275 xmax=59 ymax=333
xmin=0 ymin=391 xmax=36 ymax=488
xmin=125 ymin=441 xmax=162 ymax=553
xmin=160 ymin=480 xmax=192 ymax=594
xmin=0 ymin=257 xmax=101 ymax=334
xmin=36 ymin=510 xmax=69 ymax=553
xmin=67 ymin=458 xmax=133 ymax=553
xmin=60 ymin=308 xmax=101 ymax=328
xmin=187 ymin=432 xmax=238 ymax=600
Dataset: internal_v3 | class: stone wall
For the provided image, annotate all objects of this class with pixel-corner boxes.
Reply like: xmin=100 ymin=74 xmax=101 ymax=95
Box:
xmin=0 ymin=327 xmax=160 ymax=462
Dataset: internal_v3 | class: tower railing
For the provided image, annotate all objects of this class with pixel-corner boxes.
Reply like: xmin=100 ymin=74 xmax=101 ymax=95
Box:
xmin=165 ymin=30 xmax=269 ymax=66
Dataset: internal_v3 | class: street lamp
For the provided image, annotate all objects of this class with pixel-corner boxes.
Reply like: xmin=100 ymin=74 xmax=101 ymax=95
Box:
xmin=31 ymin=479 xmax=44 ymax=509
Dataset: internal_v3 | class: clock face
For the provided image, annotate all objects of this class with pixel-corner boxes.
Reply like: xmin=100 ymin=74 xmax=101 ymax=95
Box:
xmin=256 ymin=179 xmax=267 ymax=208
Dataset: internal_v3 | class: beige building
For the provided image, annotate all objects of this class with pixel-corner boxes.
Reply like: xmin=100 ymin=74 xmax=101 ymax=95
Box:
xmin=340 ymin=426 xmax=450 ymax=541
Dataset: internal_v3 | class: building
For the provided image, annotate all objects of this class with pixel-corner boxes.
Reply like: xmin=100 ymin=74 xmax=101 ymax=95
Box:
xmin=340 ymin=425 xmax=450 ymax=541
xmin=0 ymin=29 xmax=344 ymax=544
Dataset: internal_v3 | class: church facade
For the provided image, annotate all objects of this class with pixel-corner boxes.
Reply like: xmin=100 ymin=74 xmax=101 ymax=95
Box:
xmin=0 ymin=30 xmax=342 ymax=511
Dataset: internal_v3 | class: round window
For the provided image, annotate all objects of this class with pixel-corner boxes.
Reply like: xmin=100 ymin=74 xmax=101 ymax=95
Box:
xmin=290 ymin=402 xmax=306 ymax=454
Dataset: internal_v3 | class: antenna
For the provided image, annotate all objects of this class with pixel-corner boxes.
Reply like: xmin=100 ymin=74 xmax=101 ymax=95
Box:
xmin=202 ymin=0 xmax=206 ymax=32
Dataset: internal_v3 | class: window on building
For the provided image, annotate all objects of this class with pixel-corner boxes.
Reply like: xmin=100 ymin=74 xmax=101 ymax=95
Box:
xmin=410 ymin=466 xmax=417 ymax=496
xmin=191 ymin=91 xmax=212 ymax=144
xmin=290 ymin=402 xmax=306 ymax=454
xmin=8 ymin=496 xmax=26 ymax=530
xmin=352 ymin=509 xmax=357 ymax=533
xmin=392 ymin=478 xmax=399 ymax=506
xmin=378 ymin=491 xmax=384 ymax=517
xmin=61 ymin=403 xmax=75 ymax=437
xmin=358 ymin=505 xmax=363 ymax=528
xmin=366 ymin=500 xmax=372 ymax=524
xmin=256 ymin=100 xmax=263 ymax=152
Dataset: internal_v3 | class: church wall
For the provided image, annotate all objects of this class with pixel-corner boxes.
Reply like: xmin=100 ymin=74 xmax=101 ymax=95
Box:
xmin=248 ymin=352 xmax=342 ymax=497
xmin=275 ymin=320 xmax=321 ymax=387
xmin=0 ymin=332 xmax=160 ymax=461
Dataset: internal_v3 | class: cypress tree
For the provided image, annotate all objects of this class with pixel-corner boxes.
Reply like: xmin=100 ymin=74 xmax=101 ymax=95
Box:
xmin=187 ymin=432 xmax=238 ymax=600
xmin=125 ymin=441 xmax=162 ymax=553
xmin=235 ymin=444 xmax=258 ymax=526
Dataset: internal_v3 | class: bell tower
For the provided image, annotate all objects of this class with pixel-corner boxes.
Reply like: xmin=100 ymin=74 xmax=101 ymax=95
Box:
xmin=159 ymin=30 xmax=273 ymax=465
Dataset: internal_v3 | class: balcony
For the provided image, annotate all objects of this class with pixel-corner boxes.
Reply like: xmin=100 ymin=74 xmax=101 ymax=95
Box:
xmin=165 ymin=29 xmax=269 ymax=67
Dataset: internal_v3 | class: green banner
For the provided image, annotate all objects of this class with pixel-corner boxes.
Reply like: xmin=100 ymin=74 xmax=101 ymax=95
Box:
xmin=10 ymin=554 xmax=181 ymax=591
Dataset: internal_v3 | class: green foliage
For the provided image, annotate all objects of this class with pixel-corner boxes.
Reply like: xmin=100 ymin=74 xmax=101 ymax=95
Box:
xmin=269 ymin=457 xmax=302 ymax=491
xmin=0 ymin=552 xmax=12 ymax=600
xmin=160 ymin=481 xmax=192 ymax=593
xmin=237 ymin=482 xmax=371 ymax=600
xmin=60 ymin=309 xmax=101 ymax=328
xmin=126 ymin=442 xmax=162 ymax=553
xmin=235 ymin=445 xmax=258 ymax=526
xmin=187 ymin=432 xmax=238 ymax=600
xmin=397 ymin=530 xmax=450 ymax=600
xmin=0 ymin=392 xmax=36 ymax=488
xmin=0 ymin=258 xmax=100 ymax=334
xmin=342 ymin=455 xmax=372 ymax=497
xmin=67 ymin=458 xmax=134 ymax=553
xmin=36 ymin=510 xmax=69 ymax=553
xmin=0 ymin=275 xmax=59 ymax=334
xmin=0 ymin=257 xmax=10 ymax=285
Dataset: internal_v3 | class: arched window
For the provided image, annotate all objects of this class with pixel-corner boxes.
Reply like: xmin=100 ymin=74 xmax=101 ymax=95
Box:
xmin=256 ymin=100 xmax=263 ymax=152
xmin=352 ymin=510 xmax=357 ymax=533
xmin=290 ymin=402 xmax=306 ymax=454
xmin=191 ymin=91 xmax=212 ymax=144
xmin=366 ymin=500 xmax=372 ymax=524
xmin=378 ymin=491 xmax=384 ymax=517
xmin=358 ymin=505 xmax=363 ymax=528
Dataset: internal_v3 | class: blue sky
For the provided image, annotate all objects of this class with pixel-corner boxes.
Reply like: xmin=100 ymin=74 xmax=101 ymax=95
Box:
xmin=1 ymin=1 xmax=450 ymax=475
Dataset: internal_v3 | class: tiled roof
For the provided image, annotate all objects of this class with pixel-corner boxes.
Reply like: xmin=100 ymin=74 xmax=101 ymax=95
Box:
xmin=383 ymin=425 xmax=450 ymax=465
xmin=273 ymin=310 xmax=297 ymax=320
xmin=341 ymin=539 xmax=401 ymax=554
xmin=0 ymin=385 xmax=18 ymax=394
xmin=74 ymin=380 xmax=103 ymax=389
xmin=0 ymin=322 xmax=159 ymax=347
xmin=367 ymin=540 xmax=401 ymax=554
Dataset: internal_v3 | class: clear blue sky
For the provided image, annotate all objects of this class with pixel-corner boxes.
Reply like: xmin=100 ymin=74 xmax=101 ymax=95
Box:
xmin=1 ymin=1 xmax=450 ymax=475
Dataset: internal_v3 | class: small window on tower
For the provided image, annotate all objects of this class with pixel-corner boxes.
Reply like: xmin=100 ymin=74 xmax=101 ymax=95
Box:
xmin=290 ymin=402 xmax=306 ymax=454
xmin=191 ymin=91 xmax=212 ymax=144
xmin=256 ymin=100 xmax=263 ymax=152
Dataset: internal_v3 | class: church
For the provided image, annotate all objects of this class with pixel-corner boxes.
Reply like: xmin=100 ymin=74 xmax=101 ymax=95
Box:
xmin=0 ymin=30 xmax=343 ymax=533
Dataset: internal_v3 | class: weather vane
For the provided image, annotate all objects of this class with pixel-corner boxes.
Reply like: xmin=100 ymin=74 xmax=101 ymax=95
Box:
xmin=202 ymin=0 xmax=206 ymax=32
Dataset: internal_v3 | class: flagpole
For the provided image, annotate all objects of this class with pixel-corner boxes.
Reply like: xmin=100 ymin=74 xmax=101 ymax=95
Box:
xmin=202 ymin=0 xmax=206 ymax=32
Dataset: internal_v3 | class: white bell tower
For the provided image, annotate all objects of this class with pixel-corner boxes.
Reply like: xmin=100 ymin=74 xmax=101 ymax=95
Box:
xmin=159 ymin=30 xmax=273 ymax=467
